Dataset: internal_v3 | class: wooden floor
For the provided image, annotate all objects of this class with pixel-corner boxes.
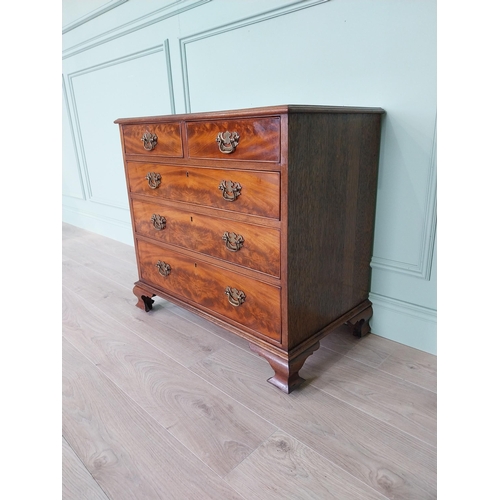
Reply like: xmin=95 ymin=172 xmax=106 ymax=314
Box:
xmin=62 ymin=222 xmax=437 ymax=500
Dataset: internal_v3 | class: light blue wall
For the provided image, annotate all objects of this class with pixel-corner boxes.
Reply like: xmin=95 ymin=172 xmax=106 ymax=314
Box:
xmin=62 ymin=0 xmax=437 ymax=354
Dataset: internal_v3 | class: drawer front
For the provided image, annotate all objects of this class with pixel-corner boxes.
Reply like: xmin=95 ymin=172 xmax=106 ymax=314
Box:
xmin=127 ymin=162 xmax=280 ymax=219
xmin=137 ymin=239 xmax=281 ymax=341
xmin=132 ymin=199 xmax=281 ymax=277
xmin=186 ymin=117 xmax=280 ymax=162
xmin=122 ymin=123 xmax=183 ymax=157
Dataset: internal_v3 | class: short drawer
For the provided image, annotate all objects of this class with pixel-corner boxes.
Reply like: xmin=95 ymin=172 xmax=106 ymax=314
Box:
xmin=137 ymin=239 xmax=281 ymax=342
xmin=122 ymin=122 xmax=183 ymax=157
xmin=186 ymin=117 xmax=280 ymax=162
xmin=127 ymin=162 xmax=280 ymax=219
xmin=132 ymin=199 xmax=281 ymax=277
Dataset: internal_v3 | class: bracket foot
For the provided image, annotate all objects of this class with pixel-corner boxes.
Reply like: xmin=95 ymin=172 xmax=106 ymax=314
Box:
xmin=346 ymin=304 xmax=373 ymax=338
xmin=249 ymin=342 xmax=320 ymax=393
xmin=133 ymin=284 xmax=156 ymax=312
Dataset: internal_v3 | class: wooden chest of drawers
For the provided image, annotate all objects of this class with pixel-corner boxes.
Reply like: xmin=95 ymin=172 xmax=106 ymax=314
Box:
xmin=115 ymin=105 xmax=384 ymax=393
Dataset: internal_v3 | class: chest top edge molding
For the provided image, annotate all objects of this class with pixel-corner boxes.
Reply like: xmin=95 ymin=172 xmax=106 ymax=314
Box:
xmin=114 ymin=104 xmax=385 ymax=124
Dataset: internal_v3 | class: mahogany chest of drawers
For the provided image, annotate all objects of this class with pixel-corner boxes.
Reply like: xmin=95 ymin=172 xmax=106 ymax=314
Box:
xmin=115 ymin=105 xmax=384 ymax=393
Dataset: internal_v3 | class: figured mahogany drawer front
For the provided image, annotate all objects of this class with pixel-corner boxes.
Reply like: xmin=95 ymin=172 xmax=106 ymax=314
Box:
xmin=186 ymin=117 xmax=280 ymax=162
xmin=127 ymin=162 xmax=280 ymax=219
xmin=137 ymin=239 xmax=281 ymax=341
xmin=122 ymin=123 xmax=183 ymax=157
xmin=132 ymin=199 xmax=281 ymax=277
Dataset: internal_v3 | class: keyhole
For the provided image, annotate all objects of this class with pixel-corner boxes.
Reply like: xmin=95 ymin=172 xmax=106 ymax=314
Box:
xmin=186 ymin=172 xmax=189 ymax=177
xmin=194 ymin=263 xmax=197 ymax=268
xmin=190 ymin=216 xmax=193 ymax=222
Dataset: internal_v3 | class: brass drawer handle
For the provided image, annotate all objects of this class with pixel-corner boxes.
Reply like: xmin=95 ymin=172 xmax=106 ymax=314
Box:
xmin=151 ymin=214 xmax=166 ymax=230
xmin=219 ymin=180 xmax=242 ymax=202
xmin=225 ymin=286 xmax=246 ymax=307
xmin=156 ymin=260 xmax=171 ymax=277
xmin=222 ymin=231 xmax=244 ymax=252
xmin=141 ymin=131 xmax=157 ymax=151
xmin=216 ymin=131 xmax=240 ymax=154
xmin=146 ymin=172 xmax=161 ymax=189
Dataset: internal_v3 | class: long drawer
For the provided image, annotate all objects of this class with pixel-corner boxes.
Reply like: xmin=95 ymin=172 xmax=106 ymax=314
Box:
xmin=127 ymin=162 xmax=280 ymax=219
xmin=137 ymin=239 xmax=281 ymax=342
xmin=132 ymin=199 xmax=281 ymax=277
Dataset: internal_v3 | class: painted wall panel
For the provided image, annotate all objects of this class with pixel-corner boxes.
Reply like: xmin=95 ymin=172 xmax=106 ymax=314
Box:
xmin=69 ymin=48 xmax=173 ymax=209
xmin=62 ymin=0 xmax=437 ymax=353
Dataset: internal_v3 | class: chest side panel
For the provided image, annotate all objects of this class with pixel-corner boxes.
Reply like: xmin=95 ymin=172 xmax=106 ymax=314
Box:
xmin=286 ymin=112 xmax=382 ymax=348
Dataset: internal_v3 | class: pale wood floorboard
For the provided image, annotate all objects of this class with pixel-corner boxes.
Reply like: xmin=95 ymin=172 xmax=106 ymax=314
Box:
xmin=320 ymin=328 xmax=399 ymax=368
xmin=378 ymin=344 xmax=437 ymax=393
xmin=63 ymin=338 xmax=244 ymax=499
xmin=62 ymin=223 xmax=437 ymax=499
xmin=191 ymin=345 xmax=436 ymax=500
xmin=62 ymin=437 xmax=109 ymax=500
xmin=225 ymin=430 xmax=388 ymax=500
xmin=301 ymin=342 xmax=437 ymax=446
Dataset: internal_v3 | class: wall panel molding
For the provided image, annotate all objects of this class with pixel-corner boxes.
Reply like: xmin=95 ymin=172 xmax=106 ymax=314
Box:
xmin=179 ymin=0 xmax=330 ymax=113
xmin=63 ymin=0 xmax=211 ymax=59
xmin=63 ymin=0 xmax=128 ymax=34
xmin=163 ymin=39 xmax=176 ymax=114
xmin=62 ymin=75 xmax=86 ymax=200
xmin=66 ymin=45 xmax=168 ymax=210
xmin=371 ymin=115 xmax=437 ymax=280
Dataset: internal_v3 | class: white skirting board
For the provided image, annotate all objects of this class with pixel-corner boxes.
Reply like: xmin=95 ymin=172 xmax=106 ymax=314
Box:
xmin=369 ymin=293 xmax=437 ymax=355
xmin=63 ymin=206 xmax=134 ymax=247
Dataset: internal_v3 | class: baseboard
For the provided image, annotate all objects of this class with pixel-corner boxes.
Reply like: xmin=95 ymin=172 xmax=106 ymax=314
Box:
xmin=369 ymin=293 xmax=437 ymax=355
xmin=62 ymin=206 xmax=134 ymax=246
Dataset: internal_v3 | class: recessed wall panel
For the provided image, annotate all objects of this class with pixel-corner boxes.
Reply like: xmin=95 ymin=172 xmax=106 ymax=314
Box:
xmin=70 ymin=49 xmax=172 ymax=209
